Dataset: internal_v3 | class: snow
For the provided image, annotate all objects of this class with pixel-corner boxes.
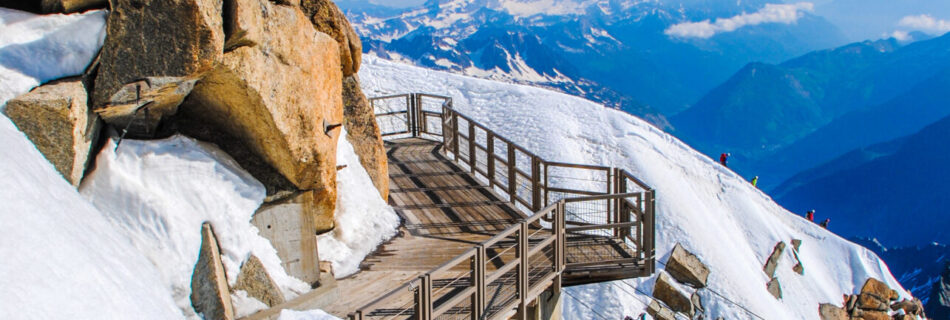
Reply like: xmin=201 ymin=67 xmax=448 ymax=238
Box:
xmin=318 ymin=128 xmax=401 ymax=277
xmin=79 ymin=135 xmax=311 ymax=317
xmin=0 ymin=9 xmax=181 ymax=320
xmin=278 ymin=309 xmax=342 ymax=320
xmin=0 ymin=8 xmax=105 ymax=110
xmin=357 ymin=55 xmax=912 ymax=319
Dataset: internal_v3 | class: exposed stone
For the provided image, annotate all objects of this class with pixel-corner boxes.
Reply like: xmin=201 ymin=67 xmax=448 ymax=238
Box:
xmin=300 ymin=0 xmax=362 ymax=76
xmin=857 ymin=293 xmax=888 ymax=311
xmin=252 ymin=191 xmax=328 ymax=285
xmin=342 ymin=75 xmax=388 ymax=200
xmin=180 ymin=1 xmax=343 ymax=194
xmin=234 ymin=255 xmax=285 ymax=307
xmin=791 ymin=239 xmax=802 ymax=252
xmin=818 ymin=303 xmax=848 ymax=320
xmin=767 ymin=277 xmax=782 ymax=299
xmin=790 ymin=239 xmax=804 ymax=275
xmin=928 ymin=262 xmax=950 ymax=319
xmin=40 ymin=0 xmax=106 ymax=13
xmin=764 ymin=242 xmax=786 ymax=278
xmin=95 ymin=77 xmax=197 ymax=136
xmin=93 ymin=0 xmax=224 ymax=128
xmin=889 ymin=298 xmax=923 ymax=316
xmin=653 ymin=272 xmax=693 ymax=316
xmin=851 ymin=309 xmax=890 ymax=320
xmin=223 ymin=0 xmax=264 ymax=51
xmin=690 ymin=291 xmax=704 ymax=315
xmin=4 ymin=78 xmax=100 ymax=186
xmin=190 ymin=223 xmax=235 ymax=320
xmin=647 ymin=299 xmax=676 ymax=320
xmin=861 ymin=278 xmax=898 ymax=302
xmin=891 ymin=314 xmax=915 ymax=320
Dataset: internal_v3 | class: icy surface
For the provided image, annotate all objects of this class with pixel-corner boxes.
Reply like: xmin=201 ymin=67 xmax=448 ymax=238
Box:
xmin=358 ymin=55 xmax=911 ymax=319
xmin=80 ymin=136 xmax=310 ymax=317
xmin=0 ymin=9 xmax=182 ymax=320
xmin=318 ymin=128 xmax=400 ymax=277
xmin=0 ymin=8 xmax=105 ymax=110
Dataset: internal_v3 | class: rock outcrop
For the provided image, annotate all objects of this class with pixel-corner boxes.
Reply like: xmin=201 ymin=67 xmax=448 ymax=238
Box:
xmin=4 ymin=78 xmax=100 ymax=186
xmin=342 ymin=75 xmax=388 ymax=199
xmin=190 ymin=223 xmax=234 ymax=320
xmin=764 ymin=241 xmax=786 ymax=278
xmin=181 ymin=0 xmax=342 ymax=194
xmin=647 ymin=299 xmax=676 ymax=320
xmin=653 ymin=272 xmax=693 ymax=317
xmin=767 ymin=277 xmax=782 ymax=299
xmin=927 ymin=262 xmax=950 ymax=319
xmin=820 ymin=277 xmax=923 ymax=320
xmin=41 ymin=0 xmax=107 ymax=13
xmin=665 ymin=243 xmax=709 ymax=288
xmin=300 ymin=0 xmax=361 ymax=76
xmin=234 ymin=255 xmax=285 ymax=307
xmin=93 ymin=0 xmax=224 ymax=132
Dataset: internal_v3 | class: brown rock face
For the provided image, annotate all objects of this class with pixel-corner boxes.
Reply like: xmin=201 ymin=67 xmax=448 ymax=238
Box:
xmin=234 ymin=255 xmax=285 ymax=307
xmin=860 ymin=278 xmax=899 ymax=302
xmin=666 ymin=243 xmax=710 ymax=288
xmin=190 ymin=223 xmax=235 ymax=320
xmin=647 ymin=299 xmax=676 ymax=320
xmin=41 ymin=0 xmax=107 ymax=13
xmin=182 ymin=0 xmax=343 ymax=193
xmin=856 ymin=293 xmax=888 ymax=311
xmin=767 ymin=277 xmax=783 ymax=299
xmin=94 ymin=0 xmax=224 ymax=125
xmin=300 ymin=0 xmax=362 ymax=76
xmin=653 ymin=272 xmax=693 ymax=316
xmin=818 ymin=303 xmax=849 ymax=320
xmin=4 ymin=78 xmax=100 ymax=186
xmin=342 ymin=75 xmax=388 ymax=199
xmin=764 ymin=242 xmax=786 ymax=278
xmin=95 ymin=77 xmax=198 ymax=136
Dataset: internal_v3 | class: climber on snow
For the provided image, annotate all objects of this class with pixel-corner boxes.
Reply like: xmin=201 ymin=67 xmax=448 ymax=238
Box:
xmin=820 ymin=218 xmax=830 ymax=229
xmin=720 ymin=153 xmax=730 ymax=167
xmin=751 ymin=176 xmax=759 ymax=187
xmin=806 ymin=210 xmax=815 ymax=222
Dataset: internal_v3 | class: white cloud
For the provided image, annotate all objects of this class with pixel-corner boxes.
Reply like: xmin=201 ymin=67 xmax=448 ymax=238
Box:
xmin=890 ymin=30 xmax=911 ymax=42
xmin=897 ymin=14 xmax=950 ymax=34
xmin=664 ymin=2 xmax=815 ymax=39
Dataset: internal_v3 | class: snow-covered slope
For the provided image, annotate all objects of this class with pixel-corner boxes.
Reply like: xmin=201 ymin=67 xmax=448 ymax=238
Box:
xmin=357 ymin=55 xmax=910 ymax=319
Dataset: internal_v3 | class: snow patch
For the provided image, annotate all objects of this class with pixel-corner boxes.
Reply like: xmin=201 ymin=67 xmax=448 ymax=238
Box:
xmin=318 ymin=128 xmax=400 ymax=277
xmin=80 ymin=136 xmax=310 ymax=317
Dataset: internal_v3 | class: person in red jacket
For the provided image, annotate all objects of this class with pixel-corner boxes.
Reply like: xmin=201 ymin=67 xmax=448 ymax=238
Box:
xmin=719 ymin=153 xmax=730 ymax=167
xmin=806 ymin=210 xmax=815 ymax=222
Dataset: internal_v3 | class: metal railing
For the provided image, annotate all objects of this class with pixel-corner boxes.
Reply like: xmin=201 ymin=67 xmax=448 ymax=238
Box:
xmin=351 ymin=93 xmax=658 ymax=320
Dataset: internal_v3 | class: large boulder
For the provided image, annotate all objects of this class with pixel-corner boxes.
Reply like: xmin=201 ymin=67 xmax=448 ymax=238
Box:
xmin=860 ymin=278 xmax=898 ymax=302
xmin=856 ymin=292 xmax=887 ymax=311
xmin=41 ymin=0 xmax=107 ymax=13
xmin=300 ymin=0 xmax=361 ymax=76
xmin=653 ymin=272 xmax=693 ymax=317
xmin=251 ymin=191 xmax=329 ymax=285
xmin=93 ymin=0 xmax=224 ymax=132
xmin=180 ymin=0 xmax=343 ymax=194
xmin=342 ymin=75 xmax=388 ymax=199
xmin=4 ymin=78 xmax=100 ymax=186
xmin=665 ymin=243 xmax=709 ymax=288
xmin=94 ymin=77 xmax=198 ymax=136
xmin=767 ymin=277 xmax=782 ymax=299
xmin=646 ymin=299 xmax=676 ymax=320
xmin=190 ymin=223 xmax=235 ymax=320
xmin=234 ymin=255 xmax=285 ymax=307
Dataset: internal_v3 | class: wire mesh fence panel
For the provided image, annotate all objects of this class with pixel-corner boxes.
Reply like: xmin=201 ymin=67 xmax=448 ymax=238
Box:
xmin=433 ymin=298 xmax=473 ymax=320
xmin=563 ymin=198 xmax=612 ymax=237
xmin=361 ymin=289 xmax=418 ymax=320
xmin=376 ymin=113 xmax=410 ymax=137
xmin=419 ymin=95 xmax=448 ymax=113
xmin=514 ymin=172 xmax=533 ymax=208
xmin=430 ymin=268 xmax=475 ymax=319
xmin=422 ymin=113 xmax=444 ymax=138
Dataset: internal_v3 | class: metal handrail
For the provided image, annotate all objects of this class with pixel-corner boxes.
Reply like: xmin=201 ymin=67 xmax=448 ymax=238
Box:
xmin=351 ymin=93 xmax=658 ymax=320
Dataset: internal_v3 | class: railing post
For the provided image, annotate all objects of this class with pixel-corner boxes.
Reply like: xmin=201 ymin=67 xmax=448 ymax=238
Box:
xmin=531 ymin=157 xmax=542 ymax=211
xmin=407 ymin=94 xmax=416 ymax=138
xmin=468 ymin=122 xmax=476 ymax=174
xmin=543 ymin=163 xmax=549 ymax=207
xmin=508 ymin=146 xmax=517 ymax=204
xmin=472 ymin=246 xmax=486 ymax=320
xmin=417 ymin=94 xmax=426 ymax=135
xmin=517 ymin=221 xmax=529 ymax=320
xmin=415 ymin=274 xmax=432 ymax=320
xmin=487 ymin=132 xmax=495 ymax=187
xmin=452 ymin=112 xmax=460 ymax=161
xmin=557 ymin=201 xmax=566 ymax=271
xmin=645 ymin=189 xmax=656 ymax=274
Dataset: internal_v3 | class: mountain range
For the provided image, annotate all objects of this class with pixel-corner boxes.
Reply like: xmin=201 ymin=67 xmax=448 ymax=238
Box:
xmin=340 ymin=0 xmax=848 ymax=124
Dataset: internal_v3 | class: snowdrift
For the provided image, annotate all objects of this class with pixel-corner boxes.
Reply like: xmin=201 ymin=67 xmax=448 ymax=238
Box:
xmin=358 ymin=55 xmax=910 ymax=319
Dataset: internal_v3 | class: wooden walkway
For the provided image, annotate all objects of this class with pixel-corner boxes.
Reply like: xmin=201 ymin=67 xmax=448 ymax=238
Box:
xmin=324 ymin=138 xmax=526 ymax=317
